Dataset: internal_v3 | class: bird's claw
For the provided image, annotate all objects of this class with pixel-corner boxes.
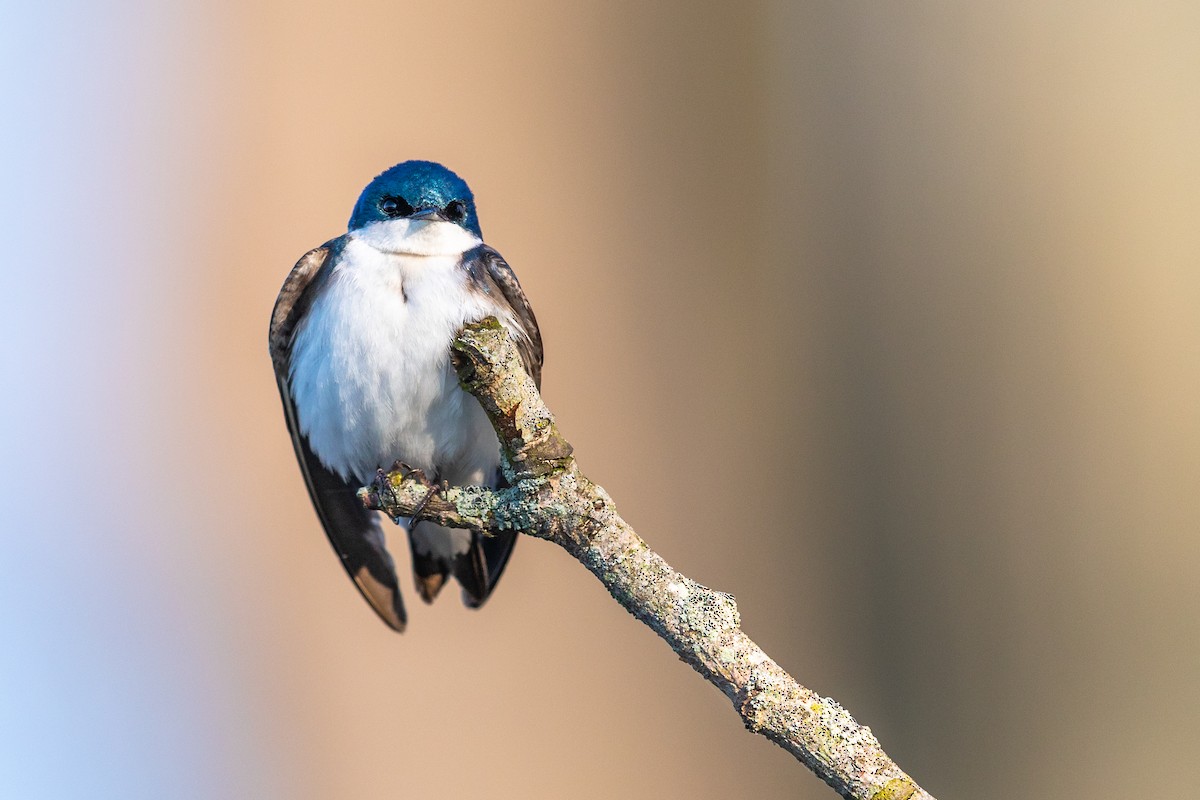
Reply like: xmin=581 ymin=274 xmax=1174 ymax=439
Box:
xmin=391 ymin=461 xmax=431 ymax=485
xmin=407 ymin=469 xmax=445 ymax=525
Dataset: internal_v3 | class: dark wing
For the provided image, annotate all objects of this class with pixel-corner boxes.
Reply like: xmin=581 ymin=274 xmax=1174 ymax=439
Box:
xmin=462 ymin=244 xmax=543 ymax=389
xmin=269 ymin=241 xmax=407 ymax=631
xmin=455 ymin=244 xmax=543 ymax=605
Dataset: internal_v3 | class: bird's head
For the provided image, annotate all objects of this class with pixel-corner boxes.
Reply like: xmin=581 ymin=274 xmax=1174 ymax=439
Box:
xmin=348 ymin=160 xmax=482 ymax=255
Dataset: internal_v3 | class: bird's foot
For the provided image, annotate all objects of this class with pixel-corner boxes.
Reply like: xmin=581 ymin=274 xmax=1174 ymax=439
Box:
xmin=407 ymin=469 xmax=446 ymax=525
xmin=390 ymin=461 xmax=428 ymax=482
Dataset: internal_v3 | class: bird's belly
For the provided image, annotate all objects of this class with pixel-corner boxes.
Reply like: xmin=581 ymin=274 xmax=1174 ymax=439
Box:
xmin=287 ymin=251 xmax=501 ymax=485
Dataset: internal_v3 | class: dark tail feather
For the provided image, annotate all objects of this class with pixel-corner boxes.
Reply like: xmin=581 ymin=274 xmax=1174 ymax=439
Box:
xmin=409 ymin=523 xmax=451 ymax=604
xmin=455 ymin=529 xmax=518 ymax=608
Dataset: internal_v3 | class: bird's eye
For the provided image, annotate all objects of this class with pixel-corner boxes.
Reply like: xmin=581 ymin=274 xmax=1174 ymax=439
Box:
xmin=444 ymin=199 xmax=467 ymax=223
xmin=379 ymin=196 xmax=413 ymax=217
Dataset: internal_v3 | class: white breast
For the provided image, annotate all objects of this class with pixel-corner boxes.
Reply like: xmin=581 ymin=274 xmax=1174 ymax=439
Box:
xmin=287 ymin=229 xmax=504 ymax=486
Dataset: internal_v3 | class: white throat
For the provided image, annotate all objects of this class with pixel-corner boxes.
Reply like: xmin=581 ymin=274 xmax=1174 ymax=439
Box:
xmin=287 ymin=234 xmax=505 ymax=485
xmin=351 ymin=218 xmax=481 ymax=256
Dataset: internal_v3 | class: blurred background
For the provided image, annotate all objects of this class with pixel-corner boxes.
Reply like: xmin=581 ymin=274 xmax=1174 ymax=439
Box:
xmin=2 ymin=1 xmax=1197 ymax=798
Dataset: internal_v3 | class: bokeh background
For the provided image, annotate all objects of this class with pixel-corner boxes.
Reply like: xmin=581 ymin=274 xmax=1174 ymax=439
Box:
xmin=2 ymin=2 xmax=1198 ymax=798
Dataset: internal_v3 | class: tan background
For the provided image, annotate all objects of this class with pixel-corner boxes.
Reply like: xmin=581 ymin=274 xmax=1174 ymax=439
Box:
xmin=2 ymin=2 xmax=1198 ymax=798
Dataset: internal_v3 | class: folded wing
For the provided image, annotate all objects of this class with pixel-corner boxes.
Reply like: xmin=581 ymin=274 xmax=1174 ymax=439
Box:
xmin=269 ymin=242 xmax=408 ymax=631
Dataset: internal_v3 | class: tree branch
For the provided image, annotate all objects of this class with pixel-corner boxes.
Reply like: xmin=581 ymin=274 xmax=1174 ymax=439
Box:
xmin=358 ymin=318 xmax=935 ymax=800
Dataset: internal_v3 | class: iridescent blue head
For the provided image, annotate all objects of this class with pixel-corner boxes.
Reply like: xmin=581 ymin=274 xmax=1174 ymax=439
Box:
xmin=348 ymin=160 xmax=482 ymax=238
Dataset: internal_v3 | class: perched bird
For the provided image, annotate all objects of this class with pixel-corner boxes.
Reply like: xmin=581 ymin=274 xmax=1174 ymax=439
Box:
xmin=269 ymin=160 xmax=542 ymax=631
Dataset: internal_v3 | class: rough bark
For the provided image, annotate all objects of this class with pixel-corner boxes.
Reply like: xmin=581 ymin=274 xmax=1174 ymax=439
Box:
xmin=359 ymin=317 xmax=935 ymax=800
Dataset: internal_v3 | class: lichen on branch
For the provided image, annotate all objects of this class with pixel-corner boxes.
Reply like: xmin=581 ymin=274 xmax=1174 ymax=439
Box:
xmin=358 ymin=318 xmax=935 ymax=800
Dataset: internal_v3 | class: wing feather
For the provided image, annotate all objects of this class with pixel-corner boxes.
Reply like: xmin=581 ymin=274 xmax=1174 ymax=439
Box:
xmin=269 ymin=240 xmax=408 ymax=631
xmin=456 ymin=245 xmax=543 ymax=604
xmin=462 ymin=244 xmax=543 ymax=389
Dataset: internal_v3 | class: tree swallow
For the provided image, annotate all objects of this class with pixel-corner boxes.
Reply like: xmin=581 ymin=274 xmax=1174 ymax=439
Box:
xmin=269 ymin=160 xmax=542 ymax=631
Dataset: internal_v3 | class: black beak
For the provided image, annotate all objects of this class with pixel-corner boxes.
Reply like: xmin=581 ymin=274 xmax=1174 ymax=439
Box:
xmin=407 ymin=207 xmax=448 ymax=222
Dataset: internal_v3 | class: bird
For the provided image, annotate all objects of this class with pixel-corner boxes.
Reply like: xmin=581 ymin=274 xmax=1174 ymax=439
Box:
xmin=269 ymin=160 xmax=542 ymax=631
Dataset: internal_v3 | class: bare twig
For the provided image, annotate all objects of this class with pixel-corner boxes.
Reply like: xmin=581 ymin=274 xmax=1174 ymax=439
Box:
xmin=359 ymin=318 xmax=935 ymax=800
